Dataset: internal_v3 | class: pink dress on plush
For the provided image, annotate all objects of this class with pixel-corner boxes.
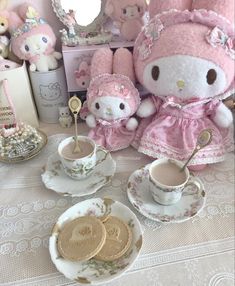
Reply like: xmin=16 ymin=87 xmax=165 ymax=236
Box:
xmin=132 ymin=95 xmax=234 ymax=165
xmin=89 ymin=119 xmax=135 ymax=152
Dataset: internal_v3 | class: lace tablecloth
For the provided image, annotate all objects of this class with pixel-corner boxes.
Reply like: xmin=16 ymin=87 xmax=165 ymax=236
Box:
xmin=0 ymin=124 xmax=234 ymax=286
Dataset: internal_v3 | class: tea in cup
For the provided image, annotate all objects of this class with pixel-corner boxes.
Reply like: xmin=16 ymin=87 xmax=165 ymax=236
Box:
xmin=58 ymin=136 xmax=97 ymax=180
xmin=148 ymin=158 xmax=203 ymax=205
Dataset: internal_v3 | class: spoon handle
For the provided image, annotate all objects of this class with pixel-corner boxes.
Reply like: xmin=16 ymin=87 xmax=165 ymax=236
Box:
xmin=180 ymin=148 xmax=199 ymax=172
xmin=73 ymin=112 xmax=81 ymax=153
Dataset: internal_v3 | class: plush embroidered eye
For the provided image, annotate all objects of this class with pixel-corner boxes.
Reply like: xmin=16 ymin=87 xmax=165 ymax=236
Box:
xmin=0 ymin=23 xmax=4 ymax=26
xmin=119 ymin=103 xmax=125 ymax=110
xmin=95 ymin=103 xmax=100 ymax=110
xmin=207 ymin=69 xmax=217 ymax=85
xmin=5 ymin=65 xmax=10 ymax=69
xmin=152 ymin=66 xmax=160 ymax=81
xmin=42 ymin=37 xmax=48 ymax=43
xmin=123 ymin=8 xmax=127 ymax=14
xmin=25 ymin=45 xmax=30 ymax=52
xmin=138 ymin=7 xmax=141 ymax=13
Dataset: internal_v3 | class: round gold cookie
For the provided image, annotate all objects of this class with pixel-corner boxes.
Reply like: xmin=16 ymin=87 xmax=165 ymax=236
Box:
xmin=95 ymin=216 xmax=132 ymax=262
xmin=57 ymin=216 xmax=106 ymax=261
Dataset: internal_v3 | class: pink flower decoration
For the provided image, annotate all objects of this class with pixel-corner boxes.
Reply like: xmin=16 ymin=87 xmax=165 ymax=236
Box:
xmin=206 ymin=27 xmax=235 ymax=60
xmin=138 ymin=18 xmax=164 ymax=60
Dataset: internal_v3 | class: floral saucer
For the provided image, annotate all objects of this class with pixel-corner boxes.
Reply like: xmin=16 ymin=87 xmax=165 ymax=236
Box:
xmin=127 ymin=166 xmax=206 ymax=224
xmin=49 ymin=198 xmax=143 ymax=285
xmin=42 ymin=148 xmax=116 ymax=197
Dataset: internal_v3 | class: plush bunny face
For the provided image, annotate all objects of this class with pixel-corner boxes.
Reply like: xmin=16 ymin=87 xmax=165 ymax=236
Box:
xmin=135 ymin=21 xmax=234 ymax=99
xmin=121 ymin=5 xmax=144 ymax=20
xmin=20 ymin=33 xmax=52 ymax=57
xmin=105 ymin=0 xmax=146 ymax=21
xmin=89 ymin=96 xmax=132 ymax=121
xmin=143 ymin=55 xmax=227 ymax=100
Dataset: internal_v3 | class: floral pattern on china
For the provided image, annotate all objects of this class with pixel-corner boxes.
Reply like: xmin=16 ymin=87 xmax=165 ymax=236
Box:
xmin=49 ymin=198 xmax=143 ymax=284
xmin=127 ymin=165 xmax=206 ymax=223
xmin=42 ymin=149 xmax=116 ymax=197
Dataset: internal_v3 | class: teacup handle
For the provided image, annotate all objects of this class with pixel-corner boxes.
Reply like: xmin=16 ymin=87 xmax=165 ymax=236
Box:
xmin=183 ymin=177 xmax=205 ymax=197
xmin=96 ymin=146 xmax=109 ymax=165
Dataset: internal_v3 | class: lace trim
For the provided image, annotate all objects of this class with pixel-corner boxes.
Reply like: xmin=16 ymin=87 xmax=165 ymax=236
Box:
xmin=137 ymin=139 xmax=231 ymax=165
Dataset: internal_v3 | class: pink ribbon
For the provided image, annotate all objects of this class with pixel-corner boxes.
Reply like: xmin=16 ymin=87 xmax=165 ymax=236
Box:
xmin=206 ymin=27 xmax=235 ymax=60
xmin=97 ymin=118 xmax=128 ymax=127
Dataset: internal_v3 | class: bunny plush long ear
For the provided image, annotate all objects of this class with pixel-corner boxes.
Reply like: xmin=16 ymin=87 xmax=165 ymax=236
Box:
xmin=113 ymin=48 xmax=136 ymax=83
xmin=90 ymin=47 xmax=113 ymax=79
xmin=149 ymin=0 xmax=192 ymax=18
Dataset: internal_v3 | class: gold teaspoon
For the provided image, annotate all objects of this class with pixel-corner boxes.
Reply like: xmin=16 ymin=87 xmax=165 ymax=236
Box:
xmin=180 ymin=129 xmax=213 ymax=172
xmin=68 ymin=96 xmax=82 ymax=154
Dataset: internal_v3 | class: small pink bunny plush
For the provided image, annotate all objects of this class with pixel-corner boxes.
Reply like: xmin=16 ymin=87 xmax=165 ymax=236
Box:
xmin=84 ymin=47 xmax=140 ymax=151
xmin=75 ymin=61 xmax=91 ymax=89
xmin=105 ymin=0 xmax=147 ymax=41
xmin=133 ymin=0 xmax=235 ymax=169
xmin=8 ymin=4 xmax=62 ymax=72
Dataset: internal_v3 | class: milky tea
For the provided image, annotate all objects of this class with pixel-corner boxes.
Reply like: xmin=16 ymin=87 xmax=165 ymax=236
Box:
xmin=151 ymin=161 xmax=187 ymax=186
xmin=61 ymin=141 xmax=94 ymax=160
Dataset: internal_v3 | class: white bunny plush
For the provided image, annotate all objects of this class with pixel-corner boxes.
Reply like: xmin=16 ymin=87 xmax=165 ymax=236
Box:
xmin=8 ymin=4 xmax=62 ymax=72
xmin=82 ymin=47 xmax=140 ymax=151
xmin=133 ymin=0 xmax=234 ymax=169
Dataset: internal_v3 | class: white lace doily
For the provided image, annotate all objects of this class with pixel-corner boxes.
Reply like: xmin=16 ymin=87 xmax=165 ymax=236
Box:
xmin=0 ymin=134 xmax=234 ymax=286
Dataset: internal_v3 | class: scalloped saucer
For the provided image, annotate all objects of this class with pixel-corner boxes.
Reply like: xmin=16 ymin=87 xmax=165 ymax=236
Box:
xmin=127 ymin=165 xmax=206 ymax=224
xmin=42 ymin=148 xmax=116 ymax=197
xmin=49 ymin=198 xmax=143 ymax=285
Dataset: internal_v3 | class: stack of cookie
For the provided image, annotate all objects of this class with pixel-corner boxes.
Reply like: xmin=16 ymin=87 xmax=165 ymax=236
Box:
xmin=57 ymin=215 xmax=132 ymax=262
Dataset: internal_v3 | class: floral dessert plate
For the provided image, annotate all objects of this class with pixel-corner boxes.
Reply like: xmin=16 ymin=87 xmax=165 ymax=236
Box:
xmin=42 ymin=148 xmax=116 ymax=197
xmin=49 ymin=198 xmax=143 ymax=285
xmin=127 ymin=165 xmax=206 ymax=224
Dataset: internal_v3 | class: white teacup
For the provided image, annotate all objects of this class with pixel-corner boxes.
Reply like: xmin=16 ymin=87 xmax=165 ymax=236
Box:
xmin=148 ymin=158 xmax=204 ymax=205
xmin=58 ymin=136 xmax=98 ymax=180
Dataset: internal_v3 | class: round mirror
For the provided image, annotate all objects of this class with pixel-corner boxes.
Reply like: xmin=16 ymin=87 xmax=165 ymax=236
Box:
xmin=60 ymin=0 xmax=102 ymax=27
xmin=52 ymin=0 xmax=107 ymax=34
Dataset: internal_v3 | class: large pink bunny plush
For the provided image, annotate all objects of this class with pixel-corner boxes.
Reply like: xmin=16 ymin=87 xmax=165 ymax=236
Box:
xmin=8 ymin=4 xmax=62 ymax=72
xmin=133 ymin=0 xmax=235 ymax=169
xmin=84 ymin=47 xmax=140 ymax=151
xmin=105 ymin=0 xmax=147 ymax=41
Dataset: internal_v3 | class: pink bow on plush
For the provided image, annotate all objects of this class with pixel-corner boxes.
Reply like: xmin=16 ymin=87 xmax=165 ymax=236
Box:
xmin=206 ymin=27 xmax=235 ymax=60
xmin=75 ymin=70 xmax=88 ymax=79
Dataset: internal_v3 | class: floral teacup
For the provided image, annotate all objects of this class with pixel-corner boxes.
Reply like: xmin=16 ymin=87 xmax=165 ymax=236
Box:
xmin=148 ymin=158 xmax=204 ymax=205
xmin=58 ymin=136 xmax=98 ymax=180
